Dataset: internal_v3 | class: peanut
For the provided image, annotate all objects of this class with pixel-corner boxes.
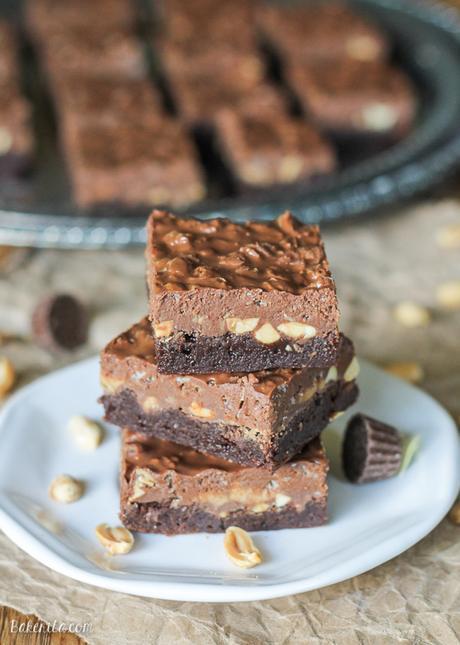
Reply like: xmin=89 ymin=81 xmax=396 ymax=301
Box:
xmin=277 ymin=322 xmax=316 ymax=340
xmin=384 ymin=362 xmax=424 ymax=384
xmin=344 ymin=357 xmax=360 ymax=382
xmin=49 ymin=475 xmax=84 ymax=504
xmin=225 ymin=317 xmax=259 ymax=334
xmin=224 ymin=526 xmax=262 ymax=569
xmin=275 ymin=494 xmax=291 ymax=508
xmin=449 ymin=502 xmax=460 ymax=525
xmin=95 ymin=524 xmax=134 ymax=555
xmin=254 ymin=323 xmax=280 ymax=345
xmin=189 ymin=401 xmax=214 ymax=419
xmin=0 ymin=356 xmax=15 ymax=398
xmin=68 ymin=415 xmax=104 ymax=451
xmin=393 ymin=302 xmax=430 ymax=328
xmin=436 ymin=281 xmax=460 ymax=310
xmin=436 ymin=224 xmax=460 ymax=249
xmin=154 ymin=320 xmax=173 ymax=338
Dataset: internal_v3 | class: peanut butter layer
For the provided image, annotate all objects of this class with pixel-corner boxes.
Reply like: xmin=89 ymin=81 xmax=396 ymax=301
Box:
xmin=146 ymin=210 xmax=339 ymax=341
xmin=121 ymin=429 xmax=328 ymax=517
xmin=100 ymin=318 xmax=357 ymax=442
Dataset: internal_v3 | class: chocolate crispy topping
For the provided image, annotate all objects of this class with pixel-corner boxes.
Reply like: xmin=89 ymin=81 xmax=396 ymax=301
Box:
xmin=148 ymin=210 xmax=334 ymax=294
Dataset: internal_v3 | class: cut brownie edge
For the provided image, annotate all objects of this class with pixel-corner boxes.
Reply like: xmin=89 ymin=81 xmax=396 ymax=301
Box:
xmin=102 ymin=389 xmax=265 ymax=466
xmin=156 ymin=330 xmax=341 ymax=374
xmin=120 ymin=500 xmax=327 ymax=535
xmin=101 ymin=380 xmax=358 ymax=467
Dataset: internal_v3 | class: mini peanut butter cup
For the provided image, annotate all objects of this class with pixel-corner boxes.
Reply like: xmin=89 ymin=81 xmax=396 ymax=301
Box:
xmin=342 ymin=413 xmax=402 ymax=483
xmin=32 ymin=293 xmax=88 ymax=351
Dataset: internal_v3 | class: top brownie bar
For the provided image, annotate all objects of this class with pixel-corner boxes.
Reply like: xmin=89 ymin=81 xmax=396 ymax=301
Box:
xmin=146 ymin=210 xmax=340 ymax=374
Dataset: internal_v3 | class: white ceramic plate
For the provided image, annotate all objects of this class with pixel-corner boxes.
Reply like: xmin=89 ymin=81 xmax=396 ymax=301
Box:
xmin=0 ymin=357 xmax=458 ymax=602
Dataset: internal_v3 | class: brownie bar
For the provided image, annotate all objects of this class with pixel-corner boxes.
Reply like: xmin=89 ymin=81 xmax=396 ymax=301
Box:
xmin=39 ymin=26 xmax=148 ymax=81
xmin=167 ymin=72 xmax=287 ymax=130
xmin=0 ymin=23 xmax=33 ymax=176
xmin=158 ymin=38 xmax=265 ymax=87
xmin=62 ymin=118 xmax=205 ymax=209
xmin=120 ymin=429 xmax=329 ymax=535
xmin=215 ymin=111 xmax=336 ymax=190
xmin=146 ymin=210 xmax=340 ymax=373
xmin=100 ymin=318 xmax=359 ymax=466
xmin=26 ymin=0 xmax=139 ymax=38
xmin=287 ymin=60 xmax=416 ymax=140
xmin=50 ymin=77 xmax=164 ymax=130
xmin=258 ymin=1 xmax=388 ymax=64
xmin=158 ymin=0 xmax=256 ymax=48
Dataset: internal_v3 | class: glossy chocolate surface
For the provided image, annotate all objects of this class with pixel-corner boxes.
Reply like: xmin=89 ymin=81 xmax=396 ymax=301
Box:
xmin=148 ymin=210 xmax=333 ymax=294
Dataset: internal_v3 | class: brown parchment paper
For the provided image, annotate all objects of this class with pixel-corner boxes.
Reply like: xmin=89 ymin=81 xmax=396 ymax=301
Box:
xmin=0 ymin=199 xmax=459 ymax=644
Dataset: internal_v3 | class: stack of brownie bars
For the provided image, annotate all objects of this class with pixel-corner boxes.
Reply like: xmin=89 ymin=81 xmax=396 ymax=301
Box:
xmin=100 ymin=210 xmax=360 ymax=535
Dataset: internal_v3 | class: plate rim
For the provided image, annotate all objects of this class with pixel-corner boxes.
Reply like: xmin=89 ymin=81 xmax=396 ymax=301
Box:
xmin=0 ymin=356 xmax=458 ymax=602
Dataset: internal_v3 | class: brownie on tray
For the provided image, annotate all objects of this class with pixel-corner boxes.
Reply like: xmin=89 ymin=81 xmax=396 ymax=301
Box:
xmin=40 ymin=26 xmax=148 ymax=81
xmin=26 ymin=0 xmax=138 ymax=38
xmin=158 ymin=38 xmax=265 ymax=87
xmin=215 ymin=111 xmax=336 ymax=190
xmin=158 ymin=0 xmax=256 ymax=48
xmin=287 ymin=60 xmax=416 ymax=140
xmin=62 ymin=118 xmax=205 ymax=209
xmin=146 ymin=210 xmax=340 ymax=374
xmin=100 ymin=318 xmax=359 ymax=467
xmin=258 ymin=1 xmax=388 ymax=64
xmin=0 ymin=22 xmax=34 ymax=176
xmin=120 ymin=429 xmax=329 ymax=535
xmin=167 ymin=72 xmax=286 ymax=130
xmin=50 ymin=76 xmax=164 ymax=129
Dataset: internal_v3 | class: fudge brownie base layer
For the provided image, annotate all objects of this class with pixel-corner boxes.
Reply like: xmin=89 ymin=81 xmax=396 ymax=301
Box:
xmin=101 ymin=380 xmax=358 ymax=467
xmin=121 ymin=500 xmax=327 ymax=534
xmin=156 ymin=330 xmax=341 ymax=374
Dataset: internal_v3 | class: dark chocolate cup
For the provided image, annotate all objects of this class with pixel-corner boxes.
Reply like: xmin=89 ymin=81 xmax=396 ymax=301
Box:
xmin=342 ymin=413 xmax=402 ymax=484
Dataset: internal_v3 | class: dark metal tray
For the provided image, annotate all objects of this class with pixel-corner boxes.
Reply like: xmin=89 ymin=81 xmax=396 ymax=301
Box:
xmin=1 ymin=0 xmax=460 ymax=248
